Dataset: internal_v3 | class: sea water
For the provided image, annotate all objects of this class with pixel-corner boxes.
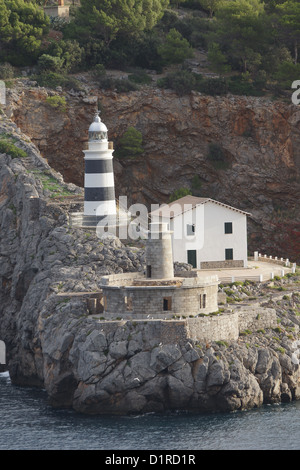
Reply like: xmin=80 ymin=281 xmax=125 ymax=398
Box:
xmin=0 ymin=371 xmax=299 ymax=450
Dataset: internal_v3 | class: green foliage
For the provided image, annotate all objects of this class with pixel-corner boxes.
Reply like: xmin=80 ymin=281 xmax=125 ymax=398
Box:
xmin=191 ymin=175 xmax=202 ymax=195
xmin=197 ymin=77 xmax=228 ymax=95
xmin=92 ymin=64 xmax=107 ymax=79
xmin=212 ymin=0 xmax=268 ymax=73
xmin=128 ymin=71 xmax=152 ymax=85
xmin=69 ymin=0 xmax=169 ymax=45
xmin=0 ymin=0 xmax=50 ymax=66
xmin=99 ymin=77 xmax=139 ymax=92
xmin=227 ymin=75 xmax=261 ymax=96
xmin=0 ymin=0 xmax=297 ymax=96
xmin=44 ymin=39 xmax=85 ymax=73
xmin=46 ymin=96 xmax=67 ymax=113
xmin=158 ymin=70 xmax=197 ymax=95
xmin=207 ymin=42 xmax=231 ymax=74
xmin=33 ymin=71 xmax=83 ymax=91
xmin=207 ymin=143 xmax=230 ymax=169
xmin=276 ymin=0 xmax=300 ymax=64
xmin=273 ymin=61 xmax=300 ymax=89
xmin=34 ymin=71 xmax=67 ymax=88
xmin=0 ymin=138 xmax=27 ymax=159
xmin=38 ymin=54 xmax=64 ymax=72
xmin=0 ymin=63 xmax=15 ymax=80
xmin=115 ymin=127 xmax=144 ymax=159
xmin=157 ymin=28 xmax=194 ymax=64
xmin=169 ymin=187 xmax=192 ymax=202
xmin=196 ymin=0 xmax=223 ymax=18
xmin=215 ymin=340 xmax=229 ymax=347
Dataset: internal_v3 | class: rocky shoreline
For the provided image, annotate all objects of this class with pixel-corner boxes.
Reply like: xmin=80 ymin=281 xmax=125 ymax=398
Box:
xmin=0 ymin=113 xmax=300 ymax=415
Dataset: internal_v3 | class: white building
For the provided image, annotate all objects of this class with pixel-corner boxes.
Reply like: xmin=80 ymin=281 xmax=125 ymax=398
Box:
xmin=43 ymin=1 xmax=70 ymax=18
xmin=150 ymin=196 xmax=250 ymax=270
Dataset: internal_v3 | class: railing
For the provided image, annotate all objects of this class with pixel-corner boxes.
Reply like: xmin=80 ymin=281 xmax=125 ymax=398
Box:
xmin=252 ymin=251 xmax=297 ymax=271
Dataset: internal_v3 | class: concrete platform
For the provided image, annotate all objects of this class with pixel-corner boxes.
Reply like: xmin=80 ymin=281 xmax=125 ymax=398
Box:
xmin=195 ymin=260 xmax=293 ymax=283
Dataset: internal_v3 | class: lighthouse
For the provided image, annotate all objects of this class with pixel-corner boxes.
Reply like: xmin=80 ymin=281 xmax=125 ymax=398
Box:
xmin=83 ymin=112 xmax=116 ymax=226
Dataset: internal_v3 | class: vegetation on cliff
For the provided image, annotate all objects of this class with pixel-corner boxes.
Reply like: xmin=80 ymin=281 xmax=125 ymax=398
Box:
xmin=0 ymin=0 xmax=299 ymax=96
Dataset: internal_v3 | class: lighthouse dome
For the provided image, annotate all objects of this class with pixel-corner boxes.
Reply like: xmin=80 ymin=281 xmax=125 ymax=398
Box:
xmin=89 ymin=112 xmax=108 ymax=142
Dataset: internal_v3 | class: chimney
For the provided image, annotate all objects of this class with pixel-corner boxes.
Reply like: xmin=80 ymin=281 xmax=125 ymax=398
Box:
xmin=58 ymin=0 xmax=64 ymax=6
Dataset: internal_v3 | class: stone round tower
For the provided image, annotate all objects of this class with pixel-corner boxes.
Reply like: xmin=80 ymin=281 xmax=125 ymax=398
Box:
xmin=83 ymin=112 xmax=116 ymax=223
xmin=146 ymin=222 xmax=174 ymax=279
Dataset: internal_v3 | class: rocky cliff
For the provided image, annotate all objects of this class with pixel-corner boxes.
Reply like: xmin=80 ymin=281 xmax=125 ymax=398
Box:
xmin=1 ymin=111 xmax=300 ymax=415
xmin=5 ymin=79 xmax=300 ymax=259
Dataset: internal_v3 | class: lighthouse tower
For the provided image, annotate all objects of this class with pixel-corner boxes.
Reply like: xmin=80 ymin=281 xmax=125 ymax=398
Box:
xmin=146 ymin=222 xmax=174 ymax=279
xmin=83 ymin=112 xmax=116 ymax=225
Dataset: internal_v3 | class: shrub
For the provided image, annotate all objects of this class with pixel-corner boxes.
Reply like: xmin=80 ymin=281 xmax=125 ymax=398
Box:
xmin=99 ymin=77 xmax=138 ymax=92
xmin=207 ymin=43 xmax=231 ymax=74
xmin=191 ymin=174 xmax=202 ymax=196
xmin=0 ymin=63 xmax=15 ymax=80
xmin=197 ymin=77 xmax=228 ymax=96
xmin=273 ymin=61 xmax=300 ymax=90
xmin=46 ymin=96 xmax=67 ymax=113
xmin=169 ymin=187 xmax=192 ymax=202
xmin=34 ymin=71 xmax=67 ymax=89
xmin=115 ymin=127 xmax=143 ymax=159
xmin=158 ymin=70 xmax=197 ymax=95
xmin=207 ymin=142 xmax=230 ymax=169
xmin=38 ymin=54 xmax=64 ymax=72
xmin=128 ymin=71 xmax=152 ymax=85
xmin=92 ymin=64 xmax=106 ymax=79
xmin=227 ymin=75 xmax=264 ymax=96
xmin=0 ymin=139 xmax=27 ymax=159
xmin=157 ymin=28 xmax=194 ymax=65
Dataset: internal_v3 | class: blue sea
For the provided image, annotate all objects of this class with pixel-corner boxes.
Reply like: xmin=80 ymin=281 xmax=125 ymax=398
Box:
xmin=0 ymin=371 xmax=299 ymax=451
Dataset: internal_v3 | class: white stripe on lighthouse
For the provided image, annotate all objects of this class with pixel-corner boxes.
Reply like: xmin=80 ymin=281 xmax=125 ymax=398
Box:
xmin=84 ymin=200 xmax=117 ymax=216
xmin=84 ymin=173 xmax=115 ymax=188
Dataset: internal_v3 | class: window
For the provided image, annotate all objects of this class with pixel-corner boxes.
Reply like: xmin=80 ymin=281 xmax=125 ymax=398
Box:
xmin=225 ymin=248 xmax=233 ymax=260
xmin=200 ymin=294 xmax=207 ymax=309
xmin=225 ymin=222 xmax=233 ymax=234
xmin=163 ymin=297 xmax=172 ymax=311
xmin=187 ymin=224 xmax=195 ymax=236
xmin=146 ymin=265 xmax=152 ymax=278
xmin=125 ymin=296 xmax=133 ymax=311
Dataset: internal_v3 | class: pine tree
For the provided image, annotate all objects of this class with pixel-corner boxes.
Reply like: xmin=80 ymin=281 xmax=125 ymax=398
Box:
xmin=116 ymin=127 xmax=144 ymax=159
xmin=0 ymin=0 xmax=49 ymax=65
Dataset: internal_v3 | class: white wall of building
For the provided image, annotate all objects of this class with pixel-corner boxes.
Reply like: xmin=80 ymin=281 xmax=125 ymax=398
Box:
xmin=169 ymin=201 xmax=248 ymax=268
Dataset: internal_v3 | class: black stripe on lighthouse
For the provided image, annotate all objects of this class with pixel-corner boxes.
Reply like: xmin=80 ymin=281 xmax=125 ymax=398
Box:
xmin=85 ymin=187 xmax=115 ymax=202
xmin=85 ymin=160 xmax=113 ymax=174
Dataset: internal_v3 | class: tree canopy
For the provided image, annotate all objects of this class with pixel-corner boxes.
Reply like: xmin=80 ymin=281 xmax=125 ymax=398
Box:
xmin=0 ymin=0 xmax=299 ymax=96
xmin=0 ymin=0 xmax=49 ymax=65
xmin=68 ymin=0 xmax=169 ymax=45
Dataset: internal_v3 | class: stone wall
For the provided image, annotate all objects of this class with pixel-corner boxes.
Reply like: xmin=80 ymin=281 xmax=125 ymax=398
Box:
xmin=97 ymin=305 xmax=277 ymax=344
xmin=186 ymin=312 xmax=239 ymax=342
xmin=90 ymin=314 xmax=240 ymax=346
xmin=200 ymin=260 xmax=244 ymax=269
xmin=102 ymin=282 xmax=219 ymax=318
xmin=100 ymin=272 xmax=142 ymax=287
xmin=237 ymin=306 xmax=277 ymax=332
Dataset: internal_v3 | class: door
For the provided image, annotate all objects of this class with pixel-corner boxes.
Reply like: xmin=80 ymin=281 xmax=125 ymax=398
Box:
xmin=187 ymin=250 xmax=197 ymax=268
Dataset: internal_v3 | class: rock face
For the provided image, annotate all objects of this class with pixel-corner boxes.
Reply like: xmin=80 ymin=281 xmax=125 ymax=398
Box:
xmin=6 ymin=82 xmax=300 ymax=257
xmin=1 ymin=101 xmax=300 ymax=415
